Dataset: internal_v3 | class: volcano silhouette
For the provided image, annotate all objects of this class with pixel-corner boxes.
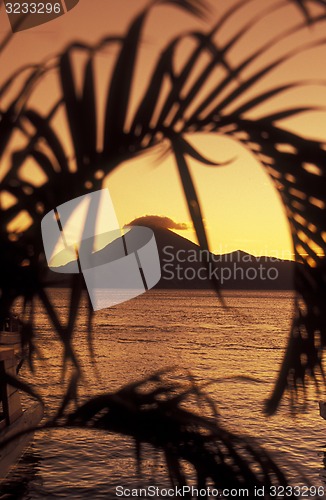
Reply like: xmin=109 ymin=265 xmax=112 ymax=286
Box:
xmin=49 ymin=224 xmax=294 ymax=290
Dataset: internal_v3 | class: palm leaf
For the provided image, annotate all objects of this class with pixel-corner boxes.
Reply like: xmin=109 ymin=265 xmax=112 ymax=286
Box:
xmin=62 ymin=371 xmax=302 ymax=491
xmin=212 ymin=116 xmax=326 ymax=411
xmin=172 ymin=140 xmax=225 ymax=298
xmin=186 ymin=13 xmax=326 ymax=125
xmin=1 ymin=0 xmax=326 ymax=441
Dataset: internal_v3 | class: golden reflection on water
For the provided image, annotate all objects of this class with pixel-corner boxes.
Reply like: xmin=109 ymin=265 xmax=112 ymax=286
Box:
xmin=4 ymin=290 xmax=326 ymax=498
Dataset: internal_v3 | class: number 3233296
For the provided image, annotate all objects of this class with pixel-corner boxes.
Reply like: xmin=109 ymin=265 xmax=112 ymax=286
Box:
xmin=5 ymin=2 xmax=62 ymax=14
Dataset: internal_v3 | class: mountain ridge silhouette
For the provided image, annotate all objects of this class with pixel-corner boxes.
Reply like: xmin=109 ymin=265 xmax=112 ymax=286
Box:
xmin=47 ymin=224 xmax=294 ymax=290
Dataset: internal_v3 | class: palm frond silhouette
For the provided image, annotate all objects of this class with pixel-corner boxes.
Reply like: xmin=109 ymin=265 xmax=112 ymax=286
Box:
xmin=1 ymin=0 xmax=326 ymax=490
xmin=0 ymin=369 xmax=302 ymax=493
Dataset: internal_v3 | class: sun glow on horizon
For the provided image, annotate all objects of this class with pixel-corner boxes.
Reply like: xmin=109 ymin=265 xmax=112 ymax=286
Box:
xmin=2 ymin=0 xmax=325 ymax=266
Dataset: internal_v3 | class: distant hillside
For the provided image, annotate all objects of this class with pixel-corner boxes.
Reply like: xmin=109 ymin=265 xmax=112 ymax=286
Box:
xmin=46 ymin=225 xmax=294 ymax=290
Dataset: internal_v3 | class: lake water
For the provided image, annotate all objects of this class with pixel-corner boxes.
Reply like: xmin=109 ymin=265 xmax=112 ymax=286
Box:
xmin=1 ymin=290 xmax=326 ymax=499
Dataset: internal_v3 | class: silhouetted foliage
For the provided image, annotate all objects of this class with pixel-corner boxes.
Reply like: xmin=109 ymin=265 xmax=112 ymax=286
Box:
xmin=1 ymin=0 xmax=326 ymax=493
xmin=0 ymin=370 xmax=308 ymax=496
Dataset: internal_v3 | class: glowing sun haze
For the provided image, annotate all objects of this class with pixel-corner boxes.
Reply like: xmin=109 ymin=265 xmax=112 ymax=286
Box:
xmin=1 ymin=0 xmax=325 ymax=259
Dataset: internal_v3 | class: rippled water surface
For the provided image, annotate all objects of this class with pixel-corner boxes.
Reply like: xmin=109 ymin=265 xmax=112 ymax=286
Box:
xmin=1 ymin=290 xmax=326 ymax=499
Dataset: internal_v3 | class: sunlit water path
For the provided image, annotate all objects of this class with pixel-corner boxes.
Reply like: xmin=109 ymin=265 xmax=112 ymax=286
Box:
xmin=1 ymin=290 xmax=326 ymax=499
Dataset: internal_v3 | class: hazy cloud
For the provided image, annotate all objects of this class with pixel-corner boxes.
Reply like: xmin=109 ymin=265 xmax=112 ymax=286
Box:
xmin=127 ymin=215 xmax=189 ymax=231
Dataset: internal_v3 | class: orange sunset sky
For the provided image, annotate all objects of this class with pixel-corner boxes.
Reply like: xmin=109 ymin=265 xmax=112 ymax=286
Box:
xmin=1 ymin=0 xmax=326 ymax=259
